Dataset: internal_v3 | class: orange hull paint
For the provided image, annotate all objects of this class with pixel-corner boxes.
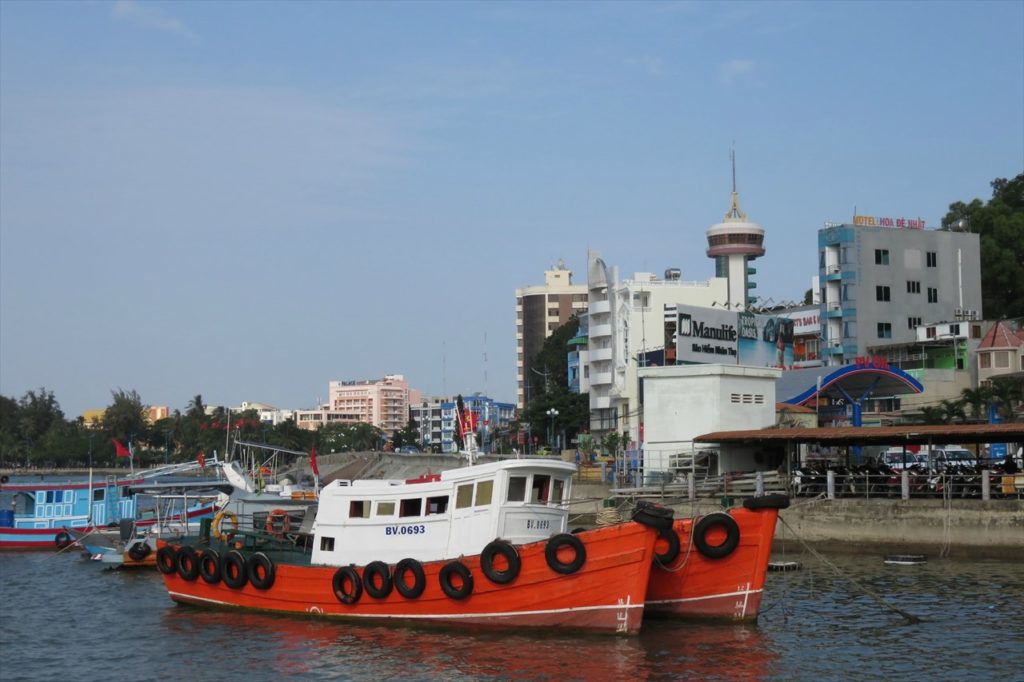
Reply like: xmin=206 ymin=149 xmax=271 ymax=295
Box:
xmin=159 ymin=522 xmax=658 ymax=635
xmin=645 ymin=507 xmax=780 ymax=621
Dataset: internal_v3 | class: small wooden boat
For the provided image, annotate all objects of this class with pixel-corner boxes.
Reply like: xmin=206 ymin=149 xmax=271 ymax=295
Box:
xmin=157 ymin=457 xmax=672 ymax=634
xmin=0 ymin=459 xmax=219 ymax=551
xmin=644 ymin=494 xmax=789 ymax=621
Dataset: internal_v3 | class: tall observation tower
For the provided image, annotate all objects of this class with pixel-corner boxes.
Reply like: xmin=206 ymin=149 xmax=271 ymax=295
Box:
xmin=705 ymin=152 xmax=765 ymax=309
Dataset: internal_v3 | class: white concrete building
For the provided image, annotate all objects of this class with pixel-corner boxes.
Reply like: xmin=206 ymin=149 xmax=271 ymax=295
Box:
xmin=639 ymin=364 xmax=781 ymax=476
xmin=586 ymin=251 xmax=729 ymax=443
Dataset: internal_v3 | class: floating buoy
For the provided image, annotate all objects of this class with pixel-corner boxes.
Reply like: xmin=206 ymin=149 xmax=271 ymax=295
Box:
xmin=884 ymin=554 xmax=926 ymax=565
xmin=768 ymin=561 xmax=802 ymax=572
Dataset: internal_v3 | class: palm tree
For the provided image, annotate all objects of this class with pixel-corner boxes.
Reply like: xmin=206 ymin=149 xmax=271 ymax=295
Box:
xmin=917 ymin=406 xmax=948 ymax=425
xmin=989 ymin=378 xmax=1023 ymax=422
xmin=940 ymin=399 xmax=967 ymax=424
xmin=186 ymin=394 xmax=206 ymax=420
xmin=959 ymin=386 xmax=992 ymax=422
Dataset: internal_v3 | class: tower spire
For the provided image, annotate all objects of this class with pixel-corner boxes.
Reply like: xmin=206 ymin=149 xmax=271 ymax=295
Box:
xmin=724 ymin=148 xmax=747 ymax=223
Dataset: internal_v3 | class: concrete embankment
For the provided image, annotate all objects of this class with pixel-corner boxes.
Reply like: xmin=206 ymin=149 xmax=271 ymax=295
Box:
xmin=570 ymin=481 xmax=1024 ymax=560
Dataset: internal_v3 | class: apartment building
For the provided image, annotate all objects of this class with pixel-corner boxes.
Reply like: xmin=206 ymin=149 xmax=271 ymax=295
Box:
xmin=515 ymin=261 xmax=588 ymax=410
xmin=818 ymin=217 xmax=982 ymax=366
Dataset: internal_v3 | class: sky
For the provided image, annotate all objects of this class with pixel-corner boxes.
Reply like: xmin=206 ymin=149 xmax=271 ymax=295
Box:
xmin=1 ymin=1 xmax=1022 ymax=419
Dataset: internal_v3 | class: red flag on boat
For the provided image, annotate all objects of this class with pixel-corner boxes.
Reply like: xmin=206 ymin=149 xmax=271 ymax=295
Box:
xmin=197 ymin=450 xmax=206 ymax=469
xmin=310 ymin=445 xmax=320 ymax=477
xmin=112 ymin=439 xmax=131 ymax=458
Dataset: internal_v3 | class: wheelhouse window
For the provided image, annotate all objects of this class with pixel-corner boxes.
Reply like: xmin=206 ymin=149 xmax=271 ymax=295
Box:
xmin=349 ymin=500 xmax=371 ymax=518
xmin=475 ymin=480 xmax=493 ymax=506
xmin=551 ymin=478 xmax=566 ymax=504
xmin=456 ymin=484 xmax=473 ymax=509
xmin=426 ymin=495 xmax=449 ymax=515
xmin=507 ymin=476 xmax=527 ymax=502
xmin=92 ymin=489 xmax=104 ymax=501
xmin=399 ymin=498 xmax=423 ymax=517
xmin=375 ymin=501 xmax=395 ymax=517
xmin=320 ymin=537 xmax=335 ymax=552
xmin=530 ymin=475 xmax=551 ymax=503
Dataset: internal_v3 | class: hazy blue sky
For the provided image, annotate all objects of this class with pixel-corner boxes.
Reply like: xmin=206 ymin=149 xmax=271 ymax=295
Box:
xmin=1 ymin=1 xmax=1022 ymax=418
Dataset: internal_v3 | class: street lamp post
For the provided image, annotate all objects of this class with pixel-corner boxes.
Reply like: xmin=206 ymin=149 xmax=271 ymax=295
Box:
xmin=546 ymin=408 xmax=559 ymax=451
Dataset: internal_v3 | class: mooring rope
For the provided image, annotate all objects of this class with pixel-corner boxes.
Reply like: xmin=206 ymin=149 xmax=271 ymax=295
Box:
xmin=777 ymin=515 xmax=921 ymax=625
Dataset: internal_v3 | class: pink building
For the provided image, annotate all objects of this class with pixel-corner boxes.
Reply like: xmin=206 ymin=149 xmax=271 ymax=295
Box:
xmin=296 ymin=374 xmax=420 ymax=434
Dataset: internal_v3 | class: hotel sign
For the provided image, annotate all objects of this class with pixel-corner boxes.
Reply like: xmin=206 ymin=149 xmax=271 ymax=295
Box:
xmin=853 ymin=215 xmax=925 ymax=229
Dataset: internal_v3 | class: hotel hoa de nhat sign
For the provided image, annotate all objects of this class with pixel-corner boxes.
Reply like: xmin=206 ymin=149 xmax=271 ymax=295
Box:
xmin=853 ymin=214 xmax=926 ymax=229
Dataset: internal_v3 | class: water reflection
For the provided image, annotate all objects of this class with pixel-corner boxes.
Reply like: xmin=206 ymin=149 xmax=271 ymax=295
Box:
xmin=158 ymin=607 xmax=779 ymax=681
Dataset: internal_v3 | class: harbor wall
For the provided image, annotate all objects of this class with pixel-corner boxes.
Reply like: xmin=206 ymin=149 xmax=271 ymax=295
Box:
xmin=570 ymin=482 xmax=1024 ymax=559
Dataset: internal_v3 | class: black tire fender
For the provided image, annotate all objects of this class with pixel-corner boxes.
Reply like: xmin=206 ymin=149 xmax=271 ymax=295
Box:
xmin=439 ymin=561 xmax=474 ymax=600
xmin=221 ymin=550 xmax=248 ymax=589
xmin=247 ymin=552 xmax=276 ymax=590
xmin=176 ymin=546 xmax=200 ymax=581
xmin=632 ymin=500 xmax=675 ymax=532
xmin=156 ymin=545 xmax=178 ymax=575
xmin=127 ymin=541 xmax=151 ymax=561
xmin=654 ymin=527 xmax=681 ymax=565
xmin=54 ymin=531 xmax=73 ymax=550
xmin=545 ymin=533 xmax=586 ymax=574
xmin=199 ymin=548 xmax=221 ymax=584
xmin=743 ymin=494 xmax=791 ymax=510
xmin=333 ymin=565 xmax=362 ymax=605
xmin=393 ymin=558 xmax=426 ymax=599
xmin=362 ymin=560 xmax=393 ymax=599
xmin=693 ymin=512 xmax=741 ymax=559
xmin=480 ymin=540 xmax=521 ymax=585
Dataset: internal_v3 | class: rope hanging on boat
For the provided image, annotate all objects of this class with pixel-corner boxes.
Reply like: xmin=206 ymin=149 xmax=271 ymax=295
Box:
xmin=777 ymin=516 xmax=921 ymax=625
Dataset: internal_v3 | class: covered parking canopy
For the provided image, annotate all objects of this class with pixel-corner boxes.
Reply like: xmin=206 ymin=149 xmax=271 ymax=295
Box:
xmin=697 ymin=422 xmax=1024 ymax=448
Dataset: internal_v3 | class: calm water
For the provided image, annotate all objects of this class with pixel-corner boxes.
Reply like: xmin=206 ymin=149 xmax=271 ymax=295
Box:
xmin=0 ymin=546 xmax=1019 ymax=681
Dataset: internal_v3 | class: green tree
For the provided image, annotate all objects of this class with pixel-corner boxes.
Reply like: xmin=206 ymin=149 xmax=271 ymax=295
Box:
xmin=392 ymin=410 xmax=420 ymax=450
xmin=102 ymin=389 xmax=149 ymax=447
xmin=522 ymin=317 xmax=590 ymax=452
xmin=959 ymin=386 xmax=993 ymax=422
xmin=943 ymin=173 xmax=1024 ymax=320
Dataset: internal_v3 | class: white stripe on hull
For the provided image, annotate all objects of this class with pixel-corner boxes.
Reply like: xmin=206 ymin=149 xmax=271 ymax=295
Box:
xmin=168 ymin=590 xmax=642 ymax=621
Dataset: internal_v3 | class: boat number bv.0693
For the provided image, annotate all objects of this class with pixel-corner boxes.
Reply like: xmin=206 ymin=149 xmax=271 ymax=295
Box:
xmin=526 ymin=519 xmax=551 ymax=530
xmin=384 ymin=524 xmax=427 ymax=536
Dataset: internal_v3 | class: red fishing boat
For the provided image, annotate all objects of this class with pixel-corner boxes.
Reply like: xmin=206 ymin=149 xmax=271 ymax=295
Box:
xmin=645 ymin=494 xmax=789 ymax=621
xmin=157 ymin=457 xmax=673 ymax=635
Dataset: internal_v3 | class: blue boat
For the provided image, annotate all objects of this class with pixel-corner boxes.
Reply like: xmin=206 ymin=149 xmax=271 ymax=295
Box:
xmin=0 ymin=460 xmax=223 ymax=551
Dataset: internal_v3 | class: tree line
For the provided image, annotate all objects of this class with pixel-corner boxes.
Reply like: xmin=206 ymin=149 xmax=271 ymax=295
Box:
xmin=0 ymin=389 xmax=405 ymax=469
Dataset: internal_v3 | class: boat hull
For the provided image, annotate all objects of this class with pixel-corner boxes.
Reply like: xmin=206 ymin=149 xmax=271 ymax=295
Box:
xmin=0 ymin=502 xmax=218 ymax=551
xmin=645 ymin=500 xmax=784 ymax=622
xmin=159 ymin=522 xmax=658 ymax=635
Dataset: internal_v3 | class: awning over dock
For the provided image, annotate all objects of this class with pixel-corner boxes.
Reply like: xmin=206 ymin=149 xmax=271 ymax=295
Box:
xmin=696 ymin=422 xmax=1024 ymax=447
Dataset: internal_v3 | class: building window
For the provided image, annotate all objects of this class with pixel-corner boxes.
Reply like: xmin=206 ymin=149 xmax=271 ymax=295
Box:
xmin=971 ymin=324 xmax=982 ymax=339
xmin=819 ymin=250 xmax=825 ymax=268
xmin=927 ymin=287 xmax=938 ymax=303
xmin=877 ymin=323 xmax=892 ymax=339
xmin=908 ymin=317 xmax=921 ymax=329
xmin=875 ymin=249 xmax=890 ymax=265
xmin=926 ymin=251 xmax=937 ymax=267
xmin=949 ymin=324 xmax=960 ymax=335
xmin=926 ymin=327 xmax=936 ymax=339
xmin=547 ymin=308 xmax=559 ymax=317
xmin=980 ymin=353 xmax=991 ymax=369
xmin=875 ymin=285 xmax=891 ymax=302
xmin=907 ymin=281 xmax=920 ymax=294
xmin=994 ymin=351 xmax=1010 ymax=369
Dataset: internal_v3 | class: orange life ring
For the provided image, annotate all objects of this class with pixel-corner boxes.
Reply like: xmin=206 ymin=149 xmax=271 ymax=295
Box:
xmin=265 ymin=508 xmax=290 ymax=537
